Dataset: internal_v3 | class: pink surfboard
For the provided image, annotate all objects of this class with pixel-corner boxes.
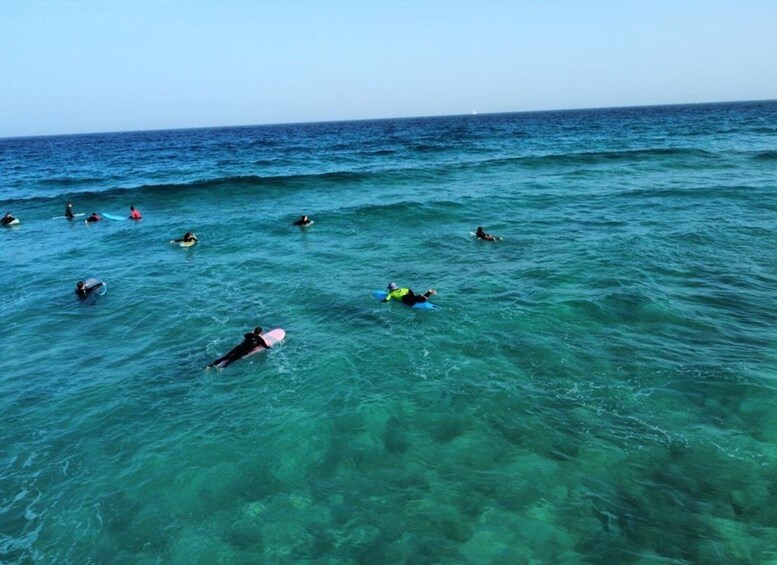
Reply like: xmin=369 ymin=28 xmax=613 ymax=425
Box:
xmin=246 ymin=328 xmax=285 ymax=357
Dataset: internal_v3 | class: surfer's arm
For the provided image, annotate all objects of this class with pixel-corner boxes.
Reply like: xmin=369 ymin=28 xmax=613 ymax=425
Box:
xmin=84 ymin=282 xmax=104 ymax=293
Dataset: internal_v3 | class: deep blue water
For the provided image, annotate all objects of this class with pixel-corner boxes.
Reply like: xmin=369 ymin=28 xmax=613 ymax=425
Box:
xmin=1 ymin=101 xmax=776 ymax=563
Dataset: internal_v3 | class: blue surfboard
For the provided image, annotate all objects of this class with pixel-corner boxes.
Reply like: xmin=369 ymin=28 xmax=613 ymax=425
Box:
xmin=102 ymin=212 xmax=127 ymax=221
xmin=373 ymin=290 xmax=438 ymax=310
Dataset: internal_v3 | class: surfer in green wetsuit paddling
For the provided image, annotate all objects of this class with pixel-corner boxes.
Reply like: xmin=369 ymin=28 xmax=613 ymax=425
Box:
xmin=383 ymin=282 xmax=436 ymax=306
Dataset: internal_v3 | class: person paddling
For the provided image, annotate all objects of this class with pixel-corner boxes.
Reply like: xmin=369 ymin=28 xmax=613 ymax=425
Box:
xmin=208 ymin=327 xmax=270 ymax=368
xmin=75 ymin=280 xmax=104 ymax=299
xmin=129 ymin=206 xmax=142 ymax=220
xmin=86 ymin=212 xmax=101 ymax=223
xmin=172 ymin=232 xmax=198 ymax=244
xmin=1 ymin=212 xmax=17 ymax=226
xmin=382 ymin=282 xmax=437 ymax=306
xmin=293 ymin=215 xmax=312 ymax=226
xmin=475 ymin=226 xmax=500 ymax=241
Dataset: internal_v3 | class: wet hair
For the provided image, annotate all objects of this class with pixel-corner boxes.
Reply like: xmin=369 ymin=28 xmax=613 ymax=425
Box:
xmin=253 ymin=327 xmax=263 ymax=334
xmin=76 ymin=281 xmax=85 ymax=288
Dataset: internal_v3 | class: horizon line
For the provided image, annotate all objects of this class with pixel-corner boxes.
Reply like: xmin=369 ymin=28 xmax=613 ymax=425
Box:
xmin=2 ymin=97 xmax=775 ymax=141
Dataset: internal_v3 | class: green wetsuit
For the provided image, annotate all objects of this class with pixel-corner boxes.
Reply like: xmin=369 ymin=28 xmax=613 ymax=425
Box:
xmin=385 ymin=288 xmax=411 ymax=302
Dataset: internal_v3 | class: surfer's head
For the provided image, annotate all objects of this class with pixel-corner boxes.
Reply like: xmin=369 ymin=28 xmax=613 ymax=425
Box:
xmin=253 ymin=327 xmax=263 ymax=335
xmin=387 ymin=282 xmax=398 ymax=291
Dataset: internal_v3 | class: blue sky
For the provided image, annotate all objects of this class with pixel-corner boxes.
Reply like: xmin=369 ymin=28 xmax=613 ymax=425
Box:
xmin=1 ymin=1 xmax=775 ymax=137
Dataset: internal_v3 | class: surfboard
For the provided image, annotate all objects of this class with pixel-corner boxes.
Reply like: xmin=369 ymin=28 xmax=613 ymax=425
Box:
xmin=102 ymin=213 xmax=127 ymax=221
xmin=213 ymin=328 xmax=286 ymax=369
xmin=295 ymin=221 xmax=314 ymax=227
xmin=470 ymin=232 xmax=502 ymax=241
xmin=373 ymin=290 xmax=439 ymax=310
xmin=82 ymin=277 xmax=107 ymax=296
xmin=52 ymin=213 xmax=85 ymax=220
xmin=171 ymin=239 xmax=197 ymax=247
xmin=3 ymin=218 xmax=20 ymax=226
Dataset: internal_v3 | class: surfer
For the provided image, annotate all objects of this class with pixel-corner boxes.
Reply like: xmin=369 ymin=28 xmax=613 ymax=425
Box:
xmin=2 ymin=212 xmax=17 ymax=226
xmin=383 ymin=282 xmax=437 ymax=306
xmin=475 ymin=226 xmax=499 ymax=241
xmin=293 ymin=215 xmax=312 ymax=226
xmin=129 ymin=206 xmax=142 ymax=220
xmin=65 ymin=203 xmax=75 ymax=220
xmin=86 ymin=212 xmax=101 ymax=223
xmin=172 ymin=232 xmax=198 ymax=243
xmin=75 ymin=280 xmax=104 ymax=299
xmin=208 ymin=327 xmax=270 ymax=368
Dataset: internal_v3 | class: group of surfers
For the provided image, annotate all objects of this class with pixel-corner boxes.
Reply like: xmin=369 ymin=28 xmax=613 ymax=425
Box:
xmin=81 ymin=204 xmax=142 ymax=223
xmin=17 ymin=202 xmax=502 ymax=368
xmin=206 ymin=280 xmax=439 ymax=368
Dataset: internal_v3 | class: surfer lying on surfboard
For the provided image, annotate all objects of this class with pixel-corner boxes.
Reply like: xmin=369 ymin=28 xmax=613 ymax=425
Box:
xmin=475 ymin=226 xmax=500 ymax=241
xmin=171 ymin=232 xmax=198 ymax=244
xmin=383 ymin=282 xmax=437 ymax=306
xmin=86 ymin=213 xmax=101 ymax=223
xmin=293 ymin=215 xmax=312 ymax=226
xmin=75 ymin=280 xmax=104 ymax=299
xmin=2 ymin=213 xmax=17 ymax=226
xmin=208 ymin=327 xmax=270 ymax=368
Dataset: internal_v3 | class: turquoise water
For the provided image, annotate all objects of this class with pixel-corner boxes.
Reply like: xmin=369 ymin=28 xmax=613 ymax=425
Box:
xmin=1 ymin=102 xmax=776 ymax=563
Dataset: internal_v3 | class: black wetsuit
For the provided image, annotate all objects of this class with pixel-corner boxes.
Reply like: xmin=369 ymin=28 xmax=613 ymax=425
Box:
xmin=76 ymin=282 xmax=103 ymax=300
xmin=1 ymin=216 xmax=16 ymax=226
xmin=210 ymin=332 xmax=269 ymax=368
xmin=65 ymin=208 xmax=75 ymax=220
xmin=400 ymin=290 xmax=428 ymax=305
xmin=293 ymin=218 xmax=311 ymax=226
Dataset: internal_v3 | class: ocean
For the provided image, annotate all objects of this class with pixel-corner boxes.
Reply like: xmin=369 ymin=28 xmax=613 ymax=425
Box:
xmin=1 ymin=101 xmax=775 ymax=563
